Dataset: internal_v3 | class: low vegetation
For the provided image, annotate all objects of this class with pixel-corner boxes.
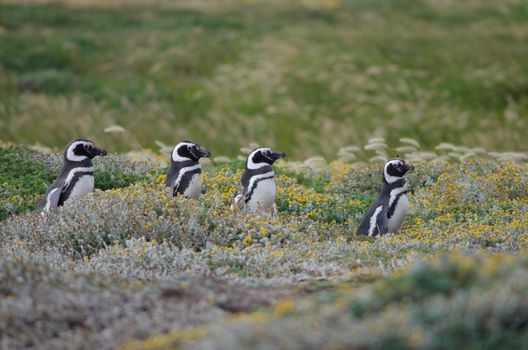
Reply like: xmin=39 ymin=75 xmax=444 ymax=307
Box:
xmin=122 ymin=254 xmax=528 ymax=350
xmin=1 ymin=143 xmax=527 ymax=349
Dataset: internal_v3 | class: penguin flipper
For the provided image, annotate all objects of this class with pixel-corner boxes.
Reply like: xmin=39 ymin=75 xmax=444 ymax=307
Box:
xmin=357 ymin=203 xmax=388 ymax=236
xmin=37 ymin=180 xmax=66 ymax=213
xmin=230 ymin=169 xmax=253 ymax=208
xmin=165 ymin=166 xmax=178 ymax=187
xmin=165 ymin=166 xmax=182 ymax=196
xmin=230 ymin=187 xmax=246 ymax=209
xmin=231 ymin=193 xmax=242 ymax=209
xmin=171 ymin=179 xmax=181 ymax=197
xmin=239 ymin=186 xmax=251 ymax=205
xmin=374 ymin=206 xmax=389 ymax=236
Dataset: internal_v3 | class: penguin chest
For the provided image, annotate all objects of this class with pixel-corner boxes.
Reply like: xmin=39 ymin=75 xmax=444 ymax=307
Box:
xmin=248 ymin=178 xmax=276 ymax=212
xmin=183 ymin=173 xmax=201 ymax=199
xmin=68 ymin=174 xmax=95 ymax=199
xmin=387 ymin=193 xmax=410 ymax=233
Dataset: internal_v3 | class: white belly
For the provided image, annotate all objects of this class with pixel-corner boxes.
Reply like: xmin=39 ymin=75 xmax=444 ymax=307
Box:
xmin=387 ymin=194 xmax=410 ymax=233
xmin=183 ymin=174 xmax=201 ymax=199
xmin=248 ymin=178 xmax=276 ymax=212
xmin=69 ymin=175 xmax=94 ymax=199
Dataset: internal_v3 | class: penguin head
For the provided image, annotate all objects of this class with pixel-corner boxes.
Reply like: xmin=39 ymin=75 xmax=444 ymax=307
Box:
xmin=171 ymin=141 xmax=211 ymax=163
xmin=384 ymin=159 xmax=414 ymax=183
xmin=247 ymin=147 xmax=286 ymax=169
xmin=65 ymin=139 xmax=107 ymax=162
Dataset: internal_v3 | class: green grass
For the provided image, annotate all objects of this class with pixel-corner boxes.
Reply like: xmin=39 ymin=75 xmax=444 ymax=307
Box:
xmin=1 ymin=0 xmax=527 ymax=158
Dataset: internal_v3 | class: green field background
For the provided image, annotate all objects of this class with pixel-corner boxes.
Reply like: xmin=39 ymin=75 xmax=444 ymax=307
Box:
xmin=1 ymin=0 xmax=527 ymax=158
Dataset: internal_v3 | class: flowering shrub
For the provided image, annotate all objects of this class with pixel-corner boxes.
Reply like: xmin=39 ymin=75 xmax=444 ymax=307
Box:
xmin=404 ymin=160 xmax=528 ymax=249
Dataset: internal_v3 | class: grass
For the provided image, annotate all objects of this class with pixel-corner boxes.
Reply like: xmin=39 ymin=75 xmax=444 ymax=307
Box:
xmin=0 ymin=0 xmax=527 ymax=158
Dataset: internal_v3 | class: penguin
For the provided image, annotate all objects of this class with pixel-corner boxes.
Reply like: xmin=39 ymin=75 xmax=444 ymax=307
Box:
xmin=233 ymin=147 xmax=285 ymax=212
xmin=357 ymin=159 xmax=414 ymax=236
xmin=37 ymin=139 xmax=107 ymax=213
xmin=164 ymin=141 xmax=211 ymax=199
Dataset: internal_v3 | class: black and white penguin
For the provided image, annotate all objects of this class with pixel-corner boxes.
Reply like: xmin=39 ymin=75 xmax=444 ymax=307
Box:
xmin=164 ymin=141 xmax=211 ymax=199
xmin=357 ymin=159 xmax=414 ymax=236
xmin=233 ymin=147 xmax=285 ymax=212
xmin=37 ymin=139 xmax=107 ymax=213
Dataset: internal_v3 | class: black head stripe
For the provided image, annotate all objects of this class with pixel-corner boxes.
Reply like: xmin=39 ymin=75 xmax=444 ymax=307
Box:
xmin=252 ymin=151 xmax=272 ymax=165
xmin=73 ymin=143 xmax=85 ymax=156
xmin=386 ymin=163 xmax=402 ymax=177
xmin=85 ymin=144 xmax=97 ymax=158
xmin=79 ymin=142 xmax=98 ymax=159
xmin=388 ymin=160 xmax=409 ymax=177
xmin=178 ymin=145 xmax=194 ymax=160
xmin=189 ymin=146 xmax=201 ymax=160
xmin=73 ymin=142 xmax=96 ymax=158
xmin=263 ymin=153 xmax=275 ymax=163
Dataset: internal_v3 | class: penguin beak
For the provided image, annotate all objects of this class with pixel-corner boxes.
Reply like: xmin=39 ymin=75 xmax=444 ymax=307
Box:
xmin=198 ymin=149 xmax=211 ymax=158
xmin=403 ymin=163 xmax=414 ymax=173
xmin=271 ymin=151 xmax=286 ymax=161
xmin=94 ymin=147 xmax=107 ymax=157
